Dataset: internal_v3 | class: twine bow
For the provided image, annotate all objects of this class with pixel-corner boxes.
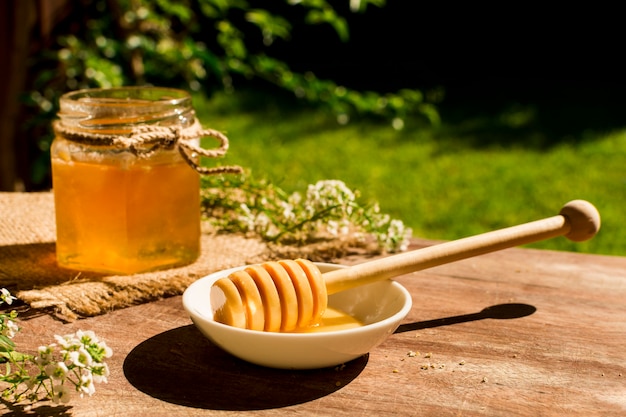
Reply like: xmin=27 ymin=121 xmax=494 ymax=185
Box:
xmin=52 ymin=119 xmax=243 ymax=175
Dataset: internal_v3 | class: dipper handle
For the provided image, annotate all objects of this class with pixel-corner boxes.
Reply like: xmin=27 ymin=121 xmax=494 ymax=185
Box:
xmin=323 ymin=200 xmax=600 ymax=294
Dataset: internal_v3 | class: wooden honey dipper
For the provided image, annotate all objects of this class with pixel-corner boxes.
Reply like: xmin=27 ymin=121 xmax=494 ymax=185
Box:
xmin=210 ymin=200 xmax=600 ymax=332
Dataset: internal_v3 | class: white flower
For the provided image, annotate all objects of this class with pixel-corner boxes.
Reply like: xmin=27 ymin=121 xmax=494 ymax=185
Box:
xmin=379 ymin=219 xmax=412 ymax=253
xmin=338 ymin=219 xmax=351 ymax=236
xmin=51 ymin=384 xmax=72 ymax=404
xmin=303 ymin=180 xmax=358 ymax=222
xmin=68 ymin=347 xmax=93 ymax=368
xmin=55 ymin=333 xmax=78 ymax=351
xmin=237 ymin=203 xmax=255 ymax=231
xmin=7 ymin=319 xmax=19 ymax=338
xmin=1 ymin=288 xmax=17 ymax=305
xmin=306 ymin=180 xmax=356 ymax=210
xmin=91 ymin=363 xmax=110 ymax=384
xmin=36 ymin=345 xmax=55 ymax=366
xmin=76 ymin=329 xmax=99 ymax=344
xmin=45 ymin=361 xmax=69 ymax=382
xmin=0 ymin=305 xmax=112 ymax=405
xmin=326 ymin=220 xmax=339 ymax=236
xmin=98 ymin=341 xmax=113 ymax=360
xmin=0 ymin=317 xmax=19 ymax=338
xmin=288 ymin=191 xmax=302 ymax=206
xmin=77 ymin=372 xmax=96 ymax=397
xmin=253 ymin=212 xmax=271 ymax=232
xmin=280 ymin=201 xmax=296 ymax=221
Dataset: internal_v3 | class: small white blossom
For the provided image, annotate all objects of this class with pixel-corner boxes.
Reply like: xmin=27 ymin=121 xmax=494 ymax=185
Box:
xmin=45 ymin=362 xmax=69 ymax=382
xmin=98 ymin=341 xmax=113 ymax=359
xmin=288 ymin=191 xmax=302 ymax=206
xmin=77 ymin=372 xmax=96 ymax=397
xmin=54 ymin=334 xmax=77 ymax=351
xmin=326 ymin=220 xmax=339 ymax=236
xmin=253 ymin=212 xmax=272 ymax=233
xmin=305 ymin=180 xmax=356 ymax=213
xmin=237 ymin=203 xmax=256 ymax=232
xmin=0 ymin=316 xmax=112 ymax=406
xmin=76 ymin=329 xmax=99 ymax=344
xmin=379 ymin=219 xmax=412 ymax=253
xmin=1 ymin=288 xmax=17 ymax=305
xmin=51 ymin=384 xmax=72 ymax=404
xmin=91 ymin=363 xmax=110 ymax=384
xmin=36 ymin=345 xmax=56 ymax=366
xmin=68 ymin=347 xmax=93 ymax=368
xmin=221 ymin=178 xmax=412 ymax=253
xmin=280 ymin=201 xmax=296 ymax=220
xmin=338 ymin=219 xmax=351 ymax=236
xmin=0 ymin=317 xmax=19 ymax=338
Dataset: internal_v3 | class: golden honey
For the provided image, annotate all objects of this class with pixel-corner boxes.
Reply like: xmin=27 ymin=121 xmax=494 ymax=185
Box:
xmin=295 ymin=307 xmax=363 ymax=333
xmin=51 ymin=87 xmax=201 ymax=274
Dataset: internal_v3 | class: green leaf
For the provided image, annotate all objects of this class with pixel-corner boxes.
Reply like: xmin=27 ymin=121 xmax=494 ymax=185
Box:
xmin=305 ymin=9 xmax=349 ymax=42
xmin=0 ymin=335 xmax=15 ymax=351
xmin=155 ymin=0 xmax=193 ymax=23
xmin=349 ymin=0 xmax=387 ymax=12
xmin=246 ymin=9 xmax=292 ymax=41
xmin=399 ymin=88 xmax=424 ymax=103
xmin=0 ymin=350 xmax=30 ymax=363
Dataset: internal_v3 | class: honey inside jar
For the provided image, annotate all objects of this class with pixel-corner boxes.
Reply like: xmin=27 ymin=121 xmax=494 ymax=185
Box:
xmin=51 ymin=145 xmax=200 ymax=274
xmin=51 ymin=87 xmax=201 ymax=274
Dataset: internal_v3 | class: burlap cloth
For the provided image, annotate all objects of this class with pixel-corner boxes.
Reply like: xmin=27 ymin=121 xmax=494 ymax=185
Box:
xmin=0 ymin=192 xmax=374 ymax=321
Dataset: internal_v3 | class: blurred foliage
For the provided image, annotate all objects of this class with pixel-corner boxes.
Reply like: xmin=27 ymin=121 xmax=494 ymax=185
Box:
xmin=24 ymin=0 xmax=439 ymax=187
xmin=194 ymin=90 xmax=625 ymax=256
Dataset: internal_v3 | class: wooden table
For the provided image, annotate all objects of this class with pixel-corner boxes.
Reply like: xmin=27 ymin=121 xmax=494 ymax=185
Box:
xmin=3 ymin=240 xmax=626 ymax=416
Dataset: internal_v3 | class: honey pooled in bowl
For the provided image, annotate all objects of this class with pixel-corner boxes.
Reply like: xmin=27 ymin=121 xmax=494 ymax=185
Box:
xmin=292 ymin=307 xmax=363 ymax=333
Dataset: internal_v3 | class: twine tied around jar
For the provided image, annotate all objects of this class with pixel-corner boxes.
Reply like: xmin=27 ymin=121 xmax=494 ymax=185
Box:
xmin=52 ymin=118 xmax=243 ymax=175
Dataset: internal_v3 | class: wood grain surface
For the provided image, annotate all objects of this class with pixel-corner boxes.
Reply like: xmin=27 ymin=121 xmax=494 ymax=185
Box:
xmin=3 ymin=240 xmax=625 ymax=416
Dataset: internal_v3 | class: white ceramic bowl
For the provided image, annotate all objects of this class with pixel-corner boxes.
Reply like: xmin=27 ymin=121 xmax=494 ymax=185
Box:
xmin=183 ymin=262 xmax=412 ymax=369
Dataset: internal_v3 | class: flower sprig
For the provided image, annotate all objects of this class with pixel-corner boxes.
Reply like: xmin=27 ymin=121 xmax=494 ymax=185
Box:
xmin=202 ymin=174 xmax=412 ymax=253
xmin=1 ymin=289 xmax=112 ymax=406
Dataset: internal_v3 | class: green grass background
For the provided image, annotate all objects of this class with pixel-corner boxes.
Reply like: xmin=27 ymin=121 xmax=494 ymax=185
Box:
xmin=194 ymin=87 xmax=624 ymax=256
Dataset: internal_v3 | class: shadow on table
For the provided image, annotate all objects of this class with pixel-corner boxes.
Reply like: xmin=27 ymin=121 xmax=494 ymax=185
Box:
xmin=124 ymin=304 xmax=536 ymax=410
xmin=0 ymin=397 xmax=72 ymax=417
xmin=123 ymin=325 xmax=367 ymax=411
xmin=0 ymin=242 xmax=105 ymax=291
xmin=395 ymin=303 xmax=537 ymax=333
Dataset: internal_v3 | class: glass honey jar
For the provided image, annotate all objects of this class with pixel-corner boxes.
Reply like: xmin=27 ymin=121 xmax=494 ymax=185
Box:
xmin=51 ymin=86 xmax=237 ymax=275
